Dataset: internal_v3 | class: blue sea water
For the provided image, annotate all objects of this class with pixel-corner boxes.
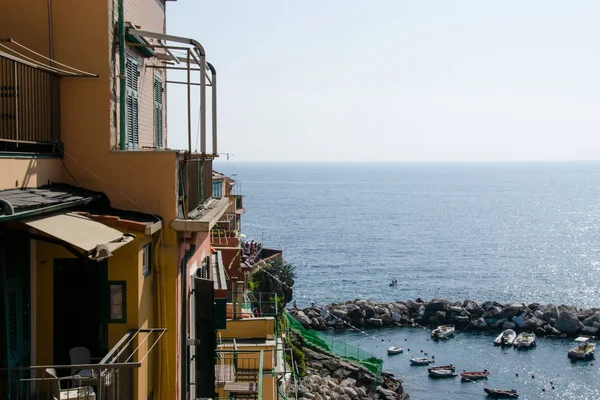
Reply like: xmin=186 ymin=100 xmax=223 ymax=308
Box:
xmin=216 ymin=161 xmax=600 ymax=399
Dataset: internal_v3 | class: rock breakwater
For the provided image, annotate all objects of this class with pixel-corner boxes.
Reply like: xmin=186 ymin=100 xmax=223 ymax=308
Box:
xmin=289 ymin=298 xmax=600 ymax=338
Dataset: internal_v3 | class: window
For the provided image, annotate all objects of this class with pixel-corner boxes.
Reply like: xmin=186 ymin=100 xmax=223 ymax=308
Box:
xmin=125 ymin=55 xmax=139 ymax=148
xmin=212 ymin=180 xmax=222 ymax=198
xmin=142 ymin=244 xmax=151 ymax=277
xmin=153 ymin=75 xmax=163 ymax=148
xmin=109 ymin=281 xmax=127 ymax=323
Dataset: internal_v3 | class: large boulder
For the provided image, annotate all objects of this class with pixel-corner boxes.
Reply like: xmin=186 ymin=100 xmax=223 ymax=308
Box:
xmin=330 ymin=307 xmax=348 ymax=319
xmin=426 ymin=298 xmax=448 ymax=312
xmin=296 ymin=312 xmax=312 ymax=327
xmin=524 ymin=317 xmax=545 ymax=329
xmin=511 ymin=314 xmax=526 ymax=328
xmin=474 ymin=318 xmax=488 ymax=329
xmin=502 ymin=320 xmax=517 ymax=330
xmin=583 ymin=313 xmax=600 ymax=327
xmin=406 ymin=299 xmax=424 ymax=311
xmin=360 ymin=304 xmax=375 ymax=318
xmin=463 ymin=300 xmax=484 ymax=316
xmin=323 ymin=359 xmax=342 ymax=373
xmin=366 ymin=318 xmax=383 ymax=327
xmin=485 ymin=306 xmax=503 ymax=318
xmin=582 ymin=326 xmax=599 ymax=336
xmin=555 ymin=311 xmax=583 ymax=334
xmin=381 ymin=313 xmax=393 ymax=325
xmin=499 ymin=304 xmax=524 ymax=320
xmin=373 ymin=305 xmax=389 ymax=316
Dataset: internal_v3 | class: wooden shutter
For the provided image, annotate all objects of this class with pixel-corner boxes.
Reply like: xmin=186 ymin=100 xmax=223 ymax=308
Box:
xmin=153 ymin=75 xmax=163 ymax=148
xmin=125 ymin=56 xmax=139 ymax=148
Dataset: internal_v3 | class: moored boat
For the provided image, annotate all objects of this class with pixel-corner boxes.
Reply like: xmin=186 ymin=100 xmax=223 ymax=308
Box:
xmin=484 ymin=387 xmax=519 ymax=398
xmin=460 ymin=370 xmax=489 ymax=381
xmin=513 ymin=332 xmax=536 ymax=349
xmin=387 ymin=346 xmax=403 ymax=355
xmin=428 ymin=364 xmax=455 ymax=373
xmin=428 ymin=368 xmax=457 ymax=378
xmin=568 ymin=337 xmax=595 ymax=361
xmin=410 ymin=357 xmax=434 ymax=365
xmin=431 ymin=324 xmax=455 ymax=339
xmin=494 ymin=329 xmax=517 ymax=346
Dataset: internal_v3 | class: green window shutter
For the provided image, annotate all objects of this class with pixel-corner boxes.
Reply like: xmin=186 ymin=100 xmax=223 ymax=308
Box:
xmin=125 ymin=56 xmax=139 ymax=148
xmin=153 ymin=75 xmax=163 ymax=149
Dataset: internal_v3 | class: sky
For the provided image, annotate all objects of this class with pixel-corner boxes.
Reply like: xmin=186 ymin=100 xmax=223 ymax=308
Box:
xmin=165 ymin=1 xmax=600 ymax=162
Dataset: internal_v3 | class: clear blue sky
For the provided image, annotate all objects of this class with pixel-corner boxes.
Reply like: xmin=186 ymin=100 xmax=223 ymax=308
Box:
xmin=165 ymin=1 xmax=600 ymax=162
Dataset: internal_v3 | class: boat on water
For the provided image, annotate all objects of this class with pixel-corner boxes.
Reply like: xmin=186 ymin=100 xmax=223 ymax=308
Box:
xmin=428 ymin=368 xmax=457 ymax=378
xmin=484 ymin=387 xmax=519 ymax=398
xmin=387 ymin=346 xmax=403 ymax=355
xmin=494 ymin=329 xmax=517 ymax=346
xmin=428 ymin=364 xmax=456 ymax=373
xmin=513 ymin=332 xmax=536 ymax=349
xmin=460 ymin=370 xmax=489 ymax=381
xmin=431 ymin=324 xmax=455 ymax=339
xmin=568 ymin=337 xmax=595 ymax=361
xmin=410 ymin=357 xmax=434 ymax=365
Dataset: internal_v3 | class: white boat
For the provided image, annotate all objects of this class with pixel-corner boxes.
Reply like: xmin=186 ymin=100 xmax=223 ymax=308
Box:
xmin=513 ymin=332 xmax=536 ymax=349
xmin=431 ymin=324 xmax=455 ymax=339
xmin=387 ymin=346 xmax=403 ymax=355
xmin=428 ymin=368 xmax=458 ymax=378
xmin=410 ymin=357 xmax=434 ymax=365
xmin=568 ymin=337 xmax=595 ymax=361
xmin=494 ymin=329 xmax=517 ymax=346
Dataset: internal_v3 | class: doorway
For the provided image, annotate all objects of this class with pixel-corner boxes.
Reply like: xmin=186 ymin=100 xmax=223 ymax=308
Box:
xmin=0 ymin=232 xmax=31 ymax=400
xmin=53 ymin=258 xmax=108 ymax=366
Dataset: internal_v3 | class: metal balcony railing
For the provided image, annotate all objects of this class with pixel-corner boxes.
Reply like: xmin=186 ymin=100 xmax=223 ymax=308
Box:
xmin=178 ymin=155 xmax=213 ymax=219
xmin=0 ymin=328 xmax=165 ymax=400
xmin=0 ymin=53 xmax=60 ymax=153
xmin=214 ymin=349 xmax=264 ymax=399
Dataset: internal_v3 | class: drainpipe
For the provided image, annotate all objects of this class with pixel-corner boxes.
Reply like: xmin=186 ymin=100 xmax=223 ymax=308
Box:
xmin=118 ymin=0 xmax=126 ymax=150
xmin=207 ymin=62 xmax=217 ymax=156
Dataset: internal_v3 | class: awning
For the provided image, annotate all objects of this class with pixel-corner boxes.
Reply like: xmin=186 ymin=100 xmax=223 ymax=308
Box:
xmin=24 ymin=212 xmax=134 ymax=261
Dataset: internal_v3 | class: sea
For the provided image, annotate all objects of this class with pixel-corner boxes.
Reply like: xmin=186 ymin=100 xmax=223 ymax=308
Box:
xmin=215 ymin=161 xmax=600 ymax=400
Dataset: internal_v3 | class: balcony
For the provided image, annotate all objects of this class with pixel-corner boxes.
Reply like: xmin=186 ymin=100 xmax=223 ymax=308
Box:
xmin=0 ymin=328 xmax=165 ymax=400
xmin=0 ymin=52 xmax=60 ymax=154
xmin=170 ymin=155 xmax=230 ymax=232
xmin=214 ymin=349 xmax=264 ymax=400
xmin=214 ymin=344 xmax=299 ymax=400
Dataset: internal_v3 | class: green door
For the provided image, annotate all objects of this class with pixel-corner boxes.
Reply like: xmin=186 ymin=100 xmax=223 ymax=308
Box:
xmin=0 ymin=235 xmax=31 ymax=400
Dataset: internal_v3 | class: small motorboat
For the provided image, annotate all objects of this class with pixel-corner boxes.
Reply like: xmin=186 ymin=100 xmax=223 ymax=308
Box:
xmin=387 ymin=346 xmax=403 ymax=355
xmin=484 ymin=387 xmax=519 ymax=398
xmin=431 ymin=324 xmax=455 ymax=339
xmin=513 ymin=332 xmax=536 ymax=350
xmin=568 ymin=337 xmax=595 ymax=361
xmin=428 ymin=368 xmax=458 ymax=379
xmin=460 ymin=370 xmax=489 ymax=381
xmin=494 ymin=329 xmax=517 ymax=346
xmin=428 ymin=364 xmax=456 ymax=373
xmin=410 ymin=357 xmax=434 ymax=366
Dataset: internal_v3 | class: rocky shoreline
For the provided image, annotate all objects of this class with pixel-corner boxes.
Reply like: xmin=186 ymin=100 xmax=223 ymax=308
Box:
xmin=289 ymin=298 xmax=600 ymax=337
xmin=296 ymin=338 xmax=408 ymax=400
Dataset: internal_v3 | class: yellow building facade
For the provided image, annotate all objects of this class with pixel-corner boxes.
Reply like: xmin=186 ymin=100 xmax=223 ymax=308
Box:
xmin=0 ymin=0 xmax=229 ymax=399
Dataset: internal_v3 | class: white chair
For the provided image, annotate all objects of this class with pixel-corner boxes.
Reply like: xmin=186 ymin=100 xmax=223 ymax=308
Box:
xmin=45 ymin=368 xmax=96 ymax=400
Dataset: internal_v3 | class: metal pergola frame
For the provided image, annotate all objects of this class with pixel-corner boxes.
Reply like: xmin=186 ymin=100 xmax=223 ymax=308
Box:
xmin=124 ymin=27 xmax=217 ymax=157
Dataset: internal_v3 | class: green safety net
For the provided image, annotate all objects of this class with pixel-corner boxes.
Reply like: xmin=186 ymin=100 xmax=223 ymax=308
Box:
xmin=284 ymin=312 xmax=383 ymax=379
